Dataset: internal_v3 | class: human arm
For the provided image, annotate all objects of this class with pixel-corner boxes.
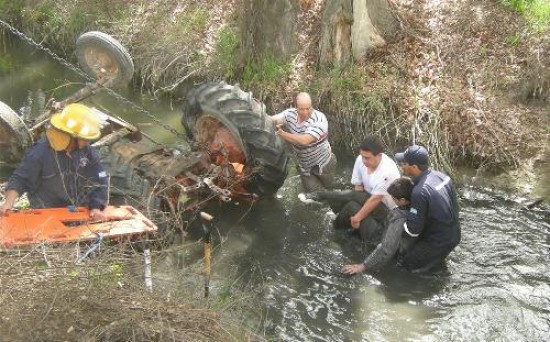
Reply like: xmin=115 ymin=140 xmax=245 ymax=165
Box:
xmin=403 ymin=187 xmax=428 ymax=238
xmin=1 ymin=146 xmax=45 ymax=215
xmin=271 ymin=112 xmax=285 ymax=126
xmin=350 ymin=194 xmax=384 ymax=229
xmin=275 ymin=125 xmax=316 ymax=145
xmin=351 ymin=156 xmax=365 ymax=192
xmin=362 ymin=211 xmax=405 ymax=272
xmin=0 ymin=189 xmax=20 ymax=216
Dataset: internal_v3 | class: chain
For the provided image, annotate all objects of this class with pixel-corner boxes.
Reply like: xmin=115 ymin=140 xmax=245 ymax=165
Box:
xmin=102 ymin=88 xmax=187 ymax=139
xmin=0 ymin=19 xmax=188 ymax=141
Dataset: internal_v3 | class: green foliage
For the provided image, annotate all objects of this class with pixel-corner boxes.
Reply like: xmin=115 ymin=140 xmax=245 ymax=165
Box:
xmin=173 ymin=6 xmax=209 ymax=35
xmin=500 ymin=0 xmax=550 ymax=31
xmin=319 ymin=63 xmax=388 ymax=112
xmin=215 ymin=26 xmax=239 ymax=79
xmin=0 ymin=0 xmax=24 ymax=18
xmin=506 ymin=33 xmax=522 ymax=47
xmin=240 ymin=55 xmax=292 ymax=92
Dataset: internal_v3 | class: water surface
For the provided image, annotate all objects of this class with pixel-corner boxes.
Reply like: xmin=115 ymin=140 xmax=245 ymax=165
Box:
xmin=1 ymin=33 xmax=549 ymax=341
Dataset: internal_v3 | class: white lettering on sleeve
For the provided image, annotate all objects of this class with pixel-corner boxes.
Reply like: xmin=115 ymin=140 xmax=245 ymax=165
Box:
xmin=435 ymin=176 xmax=450 ymax=190
xmin=404 ymin=222 xmax=420 ymax=237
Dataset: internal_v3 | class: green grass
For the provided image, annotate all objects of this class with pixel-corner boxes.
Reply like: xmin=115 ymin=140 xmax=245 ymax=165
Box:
xmin=215 ymin=26 xmax=239 ymax=79
xmin=506 ymin=33 xmax=522 ymax=47
xmin=501 ymin=0 xmax=550 ymax=31
xmin=240 ymin=55 xmax=293 ymax=92
xmin=0 ymin=0 xmax=24 ymax=18
xmin=174 ymin=6 xmax=209 ymax=35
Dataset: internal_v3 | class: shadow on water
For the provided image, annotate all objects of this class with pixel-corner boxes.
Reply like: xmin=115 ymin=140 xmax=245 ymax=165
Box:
xmin=2 ymin=32 xmax=550 ymax=342
xmin=195 ymin=168 xmax=550 ymax=341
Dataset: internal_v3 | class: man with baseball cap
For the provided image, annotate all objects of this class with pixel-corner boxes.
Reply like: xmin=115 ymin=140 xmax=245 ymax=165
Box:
xmin=394 ymin=144 xmax=461 ymax=272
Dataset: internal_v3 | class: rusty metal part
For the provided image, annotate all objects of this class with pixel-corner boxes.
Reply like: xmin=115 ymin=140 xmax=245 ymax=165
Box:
xmin=203 ymin=177 xmax=231 ymax=202
xmin=92 ymin=128 xmax=131 ymax=147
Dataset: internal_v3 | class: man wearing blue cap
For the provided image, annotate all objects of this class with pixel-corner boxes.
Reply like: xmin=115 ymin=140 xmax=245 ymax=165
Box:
xmin=394 ymin=144 xmax=461 ymax=272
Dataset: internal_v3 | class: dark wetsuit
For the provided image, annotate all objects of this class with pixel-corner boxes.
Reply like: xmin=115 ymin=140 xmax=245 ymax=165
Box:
xmin=400 ymin=169 xmax=461 ymax=271
xmin=6 ymin=139 xmax=108 ymax=210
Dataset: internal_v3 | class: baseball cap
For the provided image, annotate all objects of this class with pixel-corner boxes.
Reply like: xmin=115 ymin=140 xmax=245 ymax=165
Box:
xmin=395 ymin=145 xmax=429 ymax=166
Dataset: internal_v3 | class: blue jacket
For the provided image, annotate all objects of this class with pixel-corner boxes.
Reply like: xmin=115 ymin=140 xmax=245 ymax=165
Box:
xmin=404 ymin=169 xmax=461 ymax=248
xmin=7 ymin=139 xmax=108 ymax=210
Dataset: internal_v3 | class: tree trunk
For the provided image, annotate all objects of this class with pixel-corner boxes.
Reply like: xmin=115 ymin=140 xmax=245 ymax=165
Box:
xmin=319 ymin=0 xmax=353 ymax=66
xmin=239 ymin=0 xmax=300 ymax=61
xmin=319 ymin=0 xmax=399 ymax=65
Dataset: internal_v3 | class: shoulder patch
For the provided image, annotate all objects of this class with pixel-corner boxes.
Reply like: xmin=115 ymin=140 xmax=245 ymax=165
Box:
xmin=410 ymin=207 xmax=418 ymax=215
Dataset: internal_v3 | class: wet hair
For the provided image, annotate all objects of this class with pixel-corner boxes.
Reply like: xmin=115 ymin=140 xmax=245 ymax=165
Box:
xmin=387 ymin=177 xmax=414 ymax=201
xmin=359 ymin=135 xmax=384 ymax=155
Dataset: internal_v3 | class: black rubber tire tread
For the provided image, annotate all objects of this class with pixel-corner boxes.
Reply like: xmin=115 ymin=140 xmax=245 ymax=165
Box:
xmin=0 ymin=100 xmax=32 ymax=163
xmin=76 ymin=31 xmax=134 ymax=87
xmin=181 ymin=82 xmax=288 ymax=196
xmin=97 ymin=145 xmax=159 ymax=210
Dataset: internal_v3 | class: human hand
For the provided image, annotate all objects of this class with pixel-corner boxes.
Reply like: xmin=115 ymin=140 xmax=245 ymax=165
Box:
xmin=275 ymin=124 xmax=285 ymax=136
xmin=350 ymin=215 xmax=361 ymax=229
xmin=341 ymin=263 xmax=366 ymax=275
xmin=0 ymin=202 xmax=12 ymax=217
xmin=90 ymin=208 xmax=106 ymax=221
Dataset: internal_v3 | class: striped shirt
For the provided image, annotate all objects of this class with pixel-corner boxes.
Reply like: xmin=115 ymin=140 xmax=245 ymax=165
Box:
xmin=272 ymin=108 xmax=332 ymax=176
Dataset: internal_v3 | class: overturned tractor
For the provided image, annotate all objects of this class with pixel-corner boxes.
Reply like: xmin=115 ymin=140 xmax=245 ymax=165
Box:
xmin=0 ymin=31 xmax=288 ymax=221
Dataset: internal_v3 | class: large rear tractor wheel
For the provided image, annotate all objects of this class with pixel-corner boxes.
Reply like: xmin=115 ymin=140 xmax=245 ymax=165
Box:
xmin=76 ymin=31 xmax=134 ymax=87
xmin=181 ymin=82 xmax=288 ymax=196
xmin=0 ymin=101 xmax=32 ymax=164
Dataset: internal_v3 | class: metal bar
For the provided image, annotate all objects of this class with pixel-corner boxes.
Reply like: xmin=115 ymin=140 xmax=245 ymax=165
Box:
xmin=144 ymin=247 xmax=153 ymax=292
xmin=200 ymin=211 xmax=214 ymax=298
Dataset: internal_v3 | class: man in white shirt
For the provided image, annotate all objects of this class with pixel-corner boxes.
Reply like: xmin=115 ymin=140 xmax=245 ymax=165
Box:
xmin=271 ymin=92 xmax=337 ymax=192
xmin=311 ymin=136 xmax=400 ymax=243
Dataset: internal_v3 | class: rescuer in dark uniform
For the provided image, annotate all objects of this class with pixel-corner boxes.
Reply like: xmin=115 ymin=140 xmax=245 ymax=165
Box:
xmin=0 ymin=103 xmax=108 ymax=220
xmin=394 ymin=144 xmax=461 ymax=272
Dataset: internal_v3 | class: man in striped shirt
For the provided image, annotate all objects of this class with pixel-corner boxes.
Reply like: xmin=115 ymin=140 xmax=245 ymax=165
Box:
xmin=271 ymin=92 xmax=337 ymax=192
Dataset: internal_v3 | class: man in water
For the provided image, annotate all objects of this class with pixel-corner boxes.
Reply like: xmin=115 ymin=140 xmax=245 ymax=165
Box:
xmin=271 ymin=92 xmax=337 ymax=192
xmin=341 ymin=177 xmax=416 ymax=275
xmin=308 ymin=136 xmax=400 ymax=245
xmin=394 ymin=144 xmax=461 ymax=272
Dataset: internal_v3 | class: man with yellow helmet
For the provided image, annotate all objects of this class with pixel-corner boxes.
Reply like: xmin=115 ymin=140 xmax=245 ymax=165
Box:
xmin=0 ymin=103 xmax=108 ymax=220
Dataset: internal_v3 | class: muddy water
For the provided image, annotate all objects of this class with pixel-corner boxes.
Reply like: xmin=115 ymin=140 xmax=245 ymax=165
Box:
xmin=1 ymin=37 xmax=550 ymax=341
xmin=205 ymin=167 xmax=550 ymax=341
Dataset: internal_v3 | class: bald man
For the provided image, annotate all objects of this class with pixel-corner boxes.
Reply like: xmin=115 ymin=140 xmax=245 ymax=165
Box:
xmin=271 ymin=92 xmax=337 ymax=192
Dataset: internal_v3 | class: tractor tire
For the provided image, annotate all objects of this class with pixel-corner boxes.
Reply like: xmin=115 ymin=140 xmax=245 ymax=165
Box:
xmin=181 ymin=82 xmax=288 ymax=196
xmin=76 ymin=31 xmax=134 ymax=87
xmin=97 ymin=144 xmax=159 ymax=211
xmin=0 ymin=101 xmax=32 ymax=164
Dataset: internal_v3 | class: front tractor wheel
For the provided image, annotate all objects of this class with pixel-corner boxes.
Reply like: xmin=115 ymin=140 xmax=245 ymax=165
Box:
xmin=181 ymin=82 xmax=288 ymax=197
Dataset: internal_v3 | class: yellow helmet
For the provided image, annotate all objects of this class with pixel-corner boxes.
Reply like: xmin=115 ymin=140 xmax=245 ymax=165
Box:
xmin=49 ymin=103 xmax=101 ymax=141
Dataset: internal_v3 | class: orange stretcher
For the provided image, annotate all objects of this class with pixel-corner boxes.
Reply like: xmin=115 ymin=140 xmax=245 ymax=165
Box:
xmin=0 ymin=206 xmax=157 ymax=247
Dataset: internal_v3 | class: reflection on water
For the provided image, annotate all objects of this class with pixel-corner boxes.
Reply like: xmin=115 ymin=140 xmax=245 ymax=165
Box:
xmin=203 ymin=169 xmax=550 ymax=341
xmin=2 ymin=33 xmax=550 ymax=341
xmin=0 ymin=38 xmax=184 ymax=144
